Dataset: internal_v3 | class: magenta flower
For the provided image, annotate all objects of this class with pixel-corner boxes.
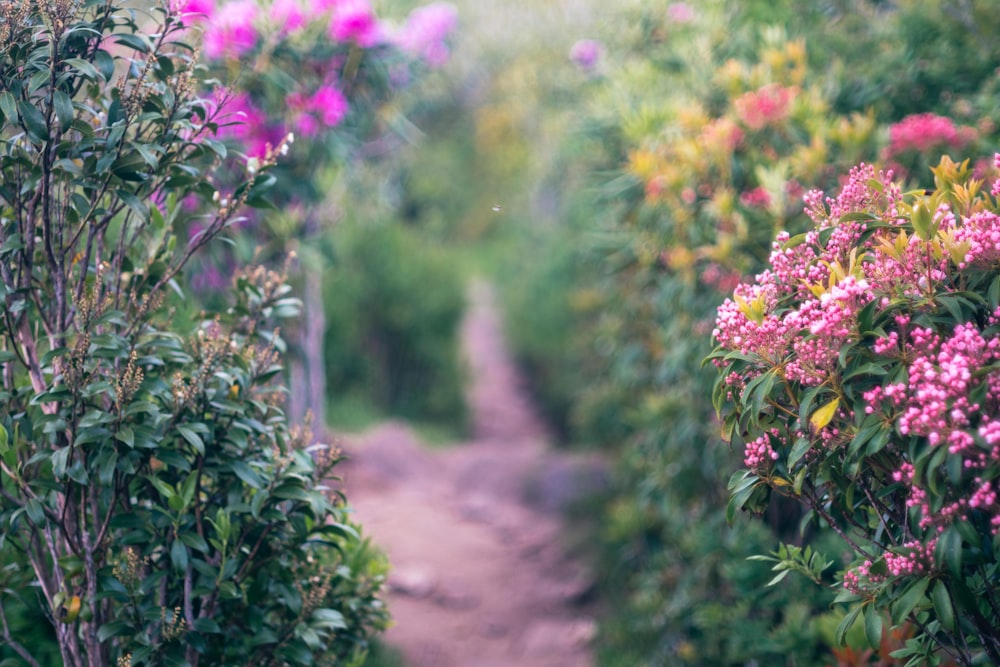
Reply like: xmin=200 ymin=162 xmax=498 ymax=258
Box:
xmin=203 ymin=0 xmax=260 ymax=60
xmin=214 ymin=92 xmax=276 ymax=158
xmin=329 ymin=0 xmax=382 ymax=47
xmin=269 ymin=0 xmax=305 ymax=35
xmin=394 ymin=2 xmax=458 ymax=68
xmin=176 ymin=0 xmax=215 ymax=21
xmin=569 ymin=39 xmax=603 ymax=71
xmin=310 ymin=85 xmax=349 ymax=127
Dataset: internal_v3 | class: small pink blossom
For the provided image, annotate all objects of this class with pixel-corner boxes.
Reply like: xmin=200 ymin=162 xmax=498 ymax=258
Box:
xmin=175 ymin=0 xmax=215 ymax=21
xmin=740 ymin=187 xmax=771 ymax=209
xmin=329 ymin=0 xmax=382 ymax=47
xmin=270 ymin=0 xmax=305 ymax=35
xmin=569 ymin=39 xmax=603 ymax=71
xmin=310 ymin=85 xmax=349 ymax=127
xmin=394 ymin=2 xmax=458 ymax=68
xmin=666 ymin=2 xmax=696 ymax=24
xmin=734 ymin=84 xmax=796 ymax=131
xmin=203 ymin=0 xmax=259 ymax=60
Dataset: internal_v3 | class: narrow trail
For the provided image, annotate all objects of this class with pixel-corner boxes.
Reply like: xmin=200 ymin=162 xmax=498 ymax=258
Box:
xmin=341 ymin=281 xmax=604 ymax=667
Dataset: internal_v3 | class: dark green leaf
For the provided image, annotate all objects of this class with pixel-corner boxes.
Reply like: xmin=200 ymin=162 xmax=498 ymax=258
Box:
xmin=63 ymin=58 xmax=99 ymax=80
xmin=787 ymin=436 xmax=812 ymax=470
xmin=18 ymin=100 xmax=48 ymax=142
xmin=835 ymin=605 xmax=863 ymax=646
xmin=53 ymin=90 xmax=73 ymax=130
xmin=864 ymin=606 xmax=883 ymax=650
xmin=931 ymin=580 xmax=955 ymax=632
xmin=0 ymin=92 xmax=17 ymax=122
xmin=891 ymin=577 xmax=929 ymax=625
xmin=97 ymin=621 xmax=134 ymax=643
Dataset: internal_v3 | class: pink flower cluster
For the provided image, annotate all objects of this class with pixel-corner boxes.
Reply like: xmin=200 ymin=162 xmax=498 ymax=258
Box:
xmin=288 ymin=85 xmax=349 ymax=137
xmin=843 ymin=558 xmax=887 ymax=596
xmin=393 ymin=2 xmax=458 ymax=68
xmin=716 ymin=159 xmax=1000 ymax=546
xmin=734 ymin=84 xmax=796 ymax=131
xmin=745 ymin=429 xmax=780 ymax=472
xmin=885 ymin=113 xmax=977 ymax=159
xmin=884 ymin=539 xmax=937 ymax=577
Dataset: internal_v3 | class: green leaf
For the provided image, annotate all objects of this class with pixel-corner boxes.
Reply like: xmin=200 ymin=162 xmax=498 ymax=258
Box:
xmin=864 ymin=606 xmax=883 ymax=650
xmin=170 ymin=540 xmax=188 ymax=573
xmin=0 ymin=424 xmax=8 ymax=455
xmin=97 ymin=621 xmax=134 ymax=643
xmin=25 ymin=499 xmax=45 ymax=525
xmin=835 ymin=605 xmax=863 ymax=646
xmin=175 ymin=424 xmax=204 ymax=455
xmin=311 ymin=608 xmax=346 ymax=630
xmin=935 ymin=526 xmax=962 ymax=575
xmin=787 ymin=436 xmax=812 ymax=470
xmin=232 ymin=460 xmax=263 ymax=489
xmin=179 ymin=532 xmax=210 ymax=553
xmin=53 ymin=90 xmax=74 ymax=130
xmin=18 ymin=100 xmax=48 ymax=143
xmin=51 ymin=446 xmax=71 ymax=479
xmin=0 ymin=92 xmax=17 ymax=122
xmin=931 ymin=580 xmax=955 ymax=632
xmin=891 ymin=577 xmax=929 ymax=625
xmin=63 ymin=58 xmax=100 ymax=81
xmin=114 ymin=33 xmax=151 ymax=53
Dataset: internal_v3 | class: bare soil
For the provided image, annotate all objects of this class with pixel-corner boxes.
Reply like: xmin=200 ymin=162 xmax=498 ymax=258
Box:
xmin=340 ymin=281 xmax=603 ymax=667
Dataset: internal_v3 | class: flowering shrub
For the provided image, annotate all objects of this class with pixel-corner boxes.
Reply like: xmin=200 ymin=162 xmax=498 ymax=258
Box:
xmin=181 ymin=0 xmax=459 ymax=429
xmin=0 ymin=2 xmax=386 ymax=665
xmin=711 ymin=156 xmax=1000 ymax=665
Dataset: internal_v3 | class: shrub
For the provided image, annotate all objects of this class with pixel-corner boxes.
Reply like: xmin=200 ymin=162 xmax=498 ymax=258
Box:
xmin=0 ymin=3 xmax=386 ymax=665
xmin=712 ymin=157 xmax=1000 ymax=665
xmin=323 ymin=221 xmax=467 ymax=429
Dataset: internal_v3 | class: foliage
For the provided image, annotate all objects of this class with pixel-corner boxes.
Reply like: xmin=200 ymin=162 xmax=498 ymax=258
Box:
xmin=492 ymin=0 xmax=1000 ymax=664
xmin=0 ymin=2 xmax=386 ymax=665
xmin=711 ymin=157 xmax=1000 ymax=665
xmin=323 ymin=220 xmax=467 ymax=429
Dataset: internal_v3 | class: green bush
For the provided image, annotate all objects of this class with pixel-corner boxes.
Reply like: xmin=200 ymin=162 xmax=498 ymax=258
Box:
xmin=324 ymin=221 xmax=467 ymax=430
xmin=0 ymin=3 xmax=387 ymax=664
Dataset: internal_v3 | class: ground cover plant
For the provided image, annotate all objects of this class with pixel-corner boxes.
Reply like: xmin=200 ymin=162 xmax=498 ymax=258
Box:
xmin=712 ymin=157 xmax=1000 ymax=665
xmin=0 ymin=1 xmax=388 ymax=664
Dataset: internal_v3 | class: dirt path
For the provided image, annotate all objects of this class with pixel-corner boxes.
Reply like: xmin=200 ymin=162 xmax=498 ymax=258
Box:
xmin=340 ymin=281 xmax=603 ymax=667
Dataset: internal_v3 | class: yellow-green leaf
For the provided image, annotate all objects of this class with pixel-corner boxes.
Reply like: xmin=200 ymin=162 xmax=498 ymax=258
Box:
xmin=810 ymin=397 xmax=840 ymax=432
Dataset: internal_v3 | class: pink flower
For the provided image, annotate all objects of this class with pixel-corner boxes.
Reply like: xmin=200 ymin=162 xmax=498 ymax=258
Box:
xmin=176 ymin=0 xmax=215 ymax=21
xmin=734 ymin=84 xmax=796 ymax=131
xmin=666 ymin=2 xmax=696 ymax=23
xmin=569 ymin=39 xmax=603 ymax=71
xmin=203 ymin=0 xmax=259 ymax=60
xmin=329 ymin=0 xmax=382 ymax=46
xmin=270 ymin=0 xmax=305 ymax=35
xmin=394 ymin=2 xmax=458 ymax=68
xmin=310 ymin=85 xmax=349 ymax=127
xmin=740 ymin=187 xmax=771 ymax=209
xmin=288 ymin=85 xmax=349 ymax=135
xmin=885 ymin=113 xmax=976 ymax=158
xmin=214 ymin=92 xmax=277 ymax=158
